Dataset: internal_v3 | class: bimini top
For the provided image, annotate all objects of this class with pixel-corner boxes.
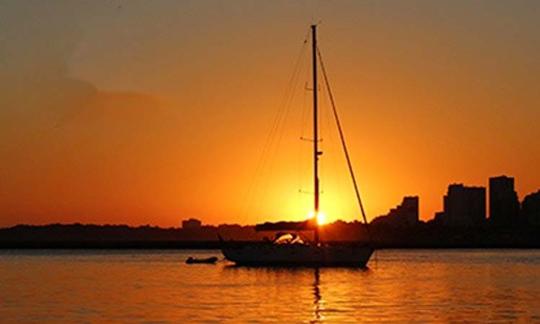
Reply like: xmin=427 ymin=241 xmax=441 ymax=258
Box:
xmin=255 ymin=220 xmax=317 ymax=232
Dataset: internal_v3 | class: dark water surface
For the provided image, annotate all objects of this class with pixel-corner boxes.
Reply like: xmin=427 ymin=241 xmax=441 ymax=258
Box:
xmin=1 ymin=249 xmax=539 ymax=322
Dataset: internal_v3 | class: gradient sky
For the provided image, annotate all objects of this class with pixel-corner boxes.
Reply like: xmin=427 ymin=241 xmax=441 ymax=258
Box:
xmin=1 ymin=0 xmax=539 ymax=227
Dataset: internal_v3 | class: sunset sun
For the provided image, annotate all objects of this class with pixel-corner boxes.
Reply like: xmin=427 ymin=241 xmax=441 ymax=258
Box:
xmin=307 ymin=210 xmax=327 ymax=226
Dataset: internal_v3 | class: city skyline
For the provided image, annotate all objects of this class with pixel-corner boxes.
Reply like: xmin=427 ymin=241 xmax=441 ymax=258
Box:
xmin=2 ymin=173 xmax=539 ymax=228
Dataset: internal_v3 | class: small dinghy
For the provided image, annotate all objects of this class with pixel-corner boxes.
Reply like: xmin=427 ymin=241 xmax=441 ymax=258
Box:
xmin=185 ymin=256 xmax=218 ymax=264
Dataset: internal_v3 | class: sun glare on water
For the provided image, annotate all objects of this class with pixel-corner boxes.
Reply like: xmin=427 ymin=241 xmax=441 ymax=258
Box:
xmin=307 ymin=211 xmax=327 ymax=226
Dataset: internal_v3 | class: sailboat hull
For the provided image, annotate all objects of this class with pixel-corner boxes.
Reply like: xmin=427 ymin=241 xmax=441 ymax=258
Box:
xmin=221 ymin=244 xmax=373 ymax=267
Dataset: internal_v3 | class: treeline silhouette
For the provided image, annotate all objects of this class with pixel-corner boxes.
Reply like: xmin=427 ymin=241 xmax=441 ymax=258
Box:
xmin=1 ymin=221 xmax=540 ymax=249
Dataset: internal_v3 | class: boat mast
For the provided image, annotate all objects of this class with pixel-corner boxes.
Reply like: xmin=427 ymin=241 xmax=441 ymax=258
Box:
xmin=311 ymin=24 xmax=321 ymax=244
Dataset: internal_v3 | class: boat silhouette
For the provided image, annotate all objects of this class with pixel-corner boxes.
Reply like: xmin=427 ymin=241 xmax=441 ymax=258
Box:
xmin=221 ymin=25 xmax=373 ymax=267
xmin=185 ymin=256 xmax=219 ymax=264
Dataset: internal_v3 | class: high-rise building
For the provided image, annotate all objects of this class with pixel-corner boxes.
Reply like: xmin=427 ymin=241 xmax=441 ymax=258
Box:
xmin=371 ymin=196 xmax=419 ymax=227
xmin=489 ymin=176 xmax=520 ymax=226
xmin=437 ymin=184 xmax=486 ymax=227
xmin=522 ymin=190 xmax=540 ymax=226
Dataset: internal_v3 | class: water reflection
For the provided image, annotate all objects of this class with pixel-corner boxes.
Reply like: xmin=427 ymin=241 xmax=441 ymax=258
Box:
xmin=222 ymin=265 xmax=370 ymax=322
xmin=1 ymin=250 xmax=540 ymax=322
xmin=312 ymin=267 xmax=321 ymax=323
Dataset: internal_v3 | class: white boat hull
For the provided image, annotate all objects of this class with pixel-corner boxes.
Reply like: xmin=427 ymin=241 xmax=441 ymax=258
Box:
xmin=221 ymin=244 xmax=373 ymax=267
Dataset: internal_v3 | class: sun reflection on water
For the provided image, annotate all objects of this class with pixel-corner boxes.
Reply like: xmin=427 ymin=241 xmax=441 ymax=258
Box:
xmin=1 ymin=250 xmax=540 ymax=322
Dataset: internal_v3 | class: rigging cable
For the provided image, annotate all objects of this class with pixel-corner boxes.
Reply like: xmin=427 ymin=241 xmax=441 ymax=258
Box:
xmin=317 ymin=46 xmax=371 ymax=241
xmin=259 ymin=31 xmax=310 ymax=208
xmin=241 ymin=29 xmax=310 ymax=221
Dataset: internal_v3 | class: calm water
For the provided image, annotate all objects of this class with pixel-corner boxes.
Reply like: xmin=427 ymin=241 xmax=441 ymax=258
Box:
xmin=1 ymin=249 xmax=539 ymax=323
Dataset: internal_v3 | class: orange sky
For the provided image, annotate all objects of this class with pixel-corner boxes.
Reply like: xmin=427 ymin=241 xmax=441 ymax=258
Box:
xmin=1 ymin=1 xmax=539 ymax=227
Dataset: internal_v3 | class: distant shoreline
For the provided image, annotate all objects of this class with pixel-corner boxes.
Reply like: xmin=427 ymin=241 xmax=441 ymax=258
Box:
xmin=3 ymin=223 xmax=540 ymax=249
xmin=2 ymin=241 xmax=540 ymax=250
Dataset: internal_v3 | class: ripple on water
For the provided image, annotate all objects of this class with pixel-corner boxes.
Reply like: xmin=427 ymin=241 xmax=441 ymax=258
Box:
xmin=1 ymin=249 xmax=540 ymax=322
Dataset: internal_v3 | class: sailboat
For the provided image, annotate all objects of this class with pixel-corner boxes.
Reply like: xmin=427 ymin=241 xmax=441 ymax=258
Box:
xmin=220 ymin=25 xmax=374 ymax=267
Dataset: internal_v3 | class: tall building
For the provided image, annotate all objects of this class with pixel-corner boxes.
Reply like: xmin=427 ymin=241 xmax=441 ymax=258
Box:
xmin=522 ymin=191 xmax=540 ymax=226
xmin=437 ymin=184 xmax=486 ymax=227
xmin=371 ymin=196 xmax=419 ymax=227
xmin=489 ymin=176 xmax=520 ymax=226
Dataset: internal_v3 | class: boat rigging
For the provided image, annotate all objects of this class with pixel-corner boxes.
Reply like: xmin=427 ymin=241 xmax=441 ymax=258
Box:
xmin=220 ymin=25 xmax=374 ymax=267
